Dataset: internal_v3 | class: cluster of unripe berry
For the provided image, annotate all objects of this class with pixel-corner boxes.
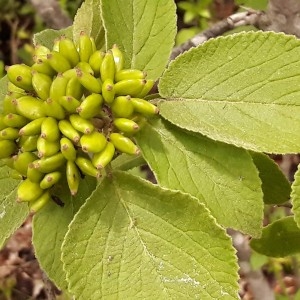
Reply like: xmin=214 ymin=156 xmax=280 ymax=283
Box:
xmin=0 ymin=31 xmax=157 ymax=212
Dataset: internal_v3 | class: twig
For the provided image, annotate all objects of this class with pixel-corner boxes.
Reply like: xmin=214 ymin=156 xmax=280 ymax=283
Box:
xmin=228 ymin=229 xmax=275 ymax=300
xmin=42 ymin=271 xmax=57 ymax=300
xmin=29 ymin=0 xmax=72 ymax=30
xmin=170 ymin=10 xmax=264 ymax=61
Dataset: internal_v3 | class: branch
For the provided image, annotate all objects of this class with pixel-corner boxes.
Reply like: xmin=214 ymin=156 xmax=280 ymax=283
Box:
xmin=229 ymin=229 xmax=275 ymax=300
xmin=170 ymin=10 xmax=264 ymax=61
xmin=260 ymin=0 xmax=300 ymax=37
xmin=29 ymin=0 xmax=72 ymax=30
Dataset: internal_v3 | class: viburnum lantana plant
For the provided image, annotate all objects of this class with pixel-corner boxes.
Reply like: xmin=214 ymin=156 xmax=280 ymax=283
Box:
xmin=1 ymin=0 xmax=300 ymax=299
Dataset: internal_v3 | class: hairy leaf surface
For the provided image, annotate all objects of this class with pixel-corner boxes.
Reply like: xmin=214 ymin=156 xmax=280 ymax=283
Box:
xmin=62 ymin=171 xmax=239 ymax=299
xmin=32 ymin=177 xmax=97 ymax=290
xmin=159 ymin=31 xmax=300 ymax=153
xmin=101 ymin=0 xmax=176 ymax=79
xmin=0 ymin=166 xmax=28 ymax=249
xmin=291 ymin=165 xmax=300 ymax=229
xmin=136 ymin=119 xmax=263 ymax=237
xmin=250 ymin=216 xmax=300 ymax=257
xmin=250 ymin=152 xmax=291 ymax=205
xmin=33 ymin=27 xmax=73 ymax=48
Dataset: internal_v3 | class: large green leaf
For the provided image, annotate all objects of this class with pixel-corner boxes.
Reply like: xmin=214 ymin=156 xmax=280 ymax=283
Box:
xmin=32 ymin=177 xmax=97 ymax=290
xmin=159 ymin=31 xmax=300 ymax=154
xmin=101 ymin=0 xmax=177 ymax=80
xmin=62 ymin=171 xmax=239 ymax=299
xmin=0 ymin=166 xmax=29 ymax=249
xmin=250 ymin=152 xmax=291 ymax=205
xmin=291 ymin=165 xmax=300 ymax=229
xmin=33 ymin=27 xmax=73 ymax=48
xmin=250 ymin=216 xmax=300 ymax=257
xmin=135 ymin=118 xmax=263 ymax=237
xmin=73 ymin=0 xmax=105 ymax=49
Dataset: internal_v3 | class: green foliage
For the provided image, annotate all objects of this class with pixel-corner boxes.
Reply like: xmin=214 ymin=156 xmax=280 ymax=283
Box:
xmin=0 ymin=0 xmax=300 ymax=299
xmin=101 ymin=0 xmax=177 ymax=80
xmin=62 ymin=171 xmax=238 ymax=299
xmin=250 ymin=217 xmax=300 ymax=257
xmin=32 ymin=176 xmax=97 ymax=290
xmin=251 ymin=152 xmax=291 ymax=205
xmin=159 ymin=32 xmax=300 ymax=153
xmin=135 ymin=118 xmax=263 ymax=237
xmin=0 ymin=166 xmax=29 ymax=249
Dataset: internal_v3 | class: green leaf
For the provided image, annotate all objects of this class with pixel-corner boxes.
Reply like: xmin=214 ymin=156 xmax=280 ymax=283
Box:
xmin=32 ymin=177 xmax=97 ymax=290
xmin=111 ymin=153 xmax=146 ymax=171
xmin=62 ymin=171 xmax=239 ymax=300
xmin=291 ymin=165 xmax=300 ymax=229
xmin=101 ymin=0 xmax=177 ymax=80
xmin=250 ymin=152 xmax=291 ymax=205
xmin=159 ymin=31 xmax=300 ymax=154
xmin=0 ymin=166 xmax=29 ymax=249
xmin=33 ymin=27 xmax=73 ymax=48
xmin=250 ymin=216 xmax=300 ymax=257
xmin=136 ymin=118 xmax=263 ymax=237
xmin=73 ymin=0 xmax=105 ymax=49
xmin=0 ymin=75 xmax=8 ymax=108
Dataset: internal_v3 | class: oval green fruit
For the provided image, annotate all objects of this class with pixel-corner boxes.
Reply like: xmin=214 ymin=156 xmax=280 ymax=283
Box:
xmin=34 ymin=153 xmax=66 ymax=173
xmin=60 ymin=137 xmax=77 ymax=161
xmin=92 ymin=141 xmax=115 ymax=169
xmin=66 ymin=160 xmax=80 ymax=195
xmin=111 ymin=95 xmax=134 ymax=118
xmin=7 ymin=64 xmax=33 ymax=91
xmin=100 ymin=50 xmax=115 ymax=82
xmin=111 ymin=44 xmax=124 ymax=72
xmin=78 ymin=31 xmax=93 ymax=63
xmin=75 ymin=156 xmax=101 ymax=178
xmin=80 ymin=131 xmax=107 ymax=153
xmin=15 ymin=96 xmax=46 ymax=120
xmin=40 ymin=171 xmax=62 ymax=189
xmin=59 ymin=36 xmax=80 ymax=67
xmin=41 ymin=117 xmax=60 ymax=141
xmin=110 ymin=133 xmax=140 ymax=155
xmin=17 ymin=178 xmax=44 ymax=202
xmin=0 ymin=140 xmax=17 ymax=158
xmin=29 ymin=190 xmax=51 ymax=213
xmin=58 ymin=120 xmax=81 ymax=144
xmin=13 ymin=152 xmax=38 ymax=176
xmin=69 ymin=114 xmax=94 ymax=135
xmin=19 ymin=117 xmax=45 ymax=136
xmin=113 ymin=118 xmax=139 ymax=133
xmin=3 ymin=113 xmax=28 ymax=128
xmin=77 ymin=94 xmax=103 ymax=119
xmin=47 ymin=51 xmax=72 ymax=73
xmin=32 ymin=71 xmax=52 ymax=100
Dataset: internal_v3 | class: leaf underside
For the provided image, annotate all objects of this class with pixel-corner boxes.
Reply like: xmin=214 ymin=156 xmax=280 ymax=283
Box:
xmin=250 ymin=152 xmax=291 ymax=205
xmin=250 ymin=216 xmax=300 ymax=257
